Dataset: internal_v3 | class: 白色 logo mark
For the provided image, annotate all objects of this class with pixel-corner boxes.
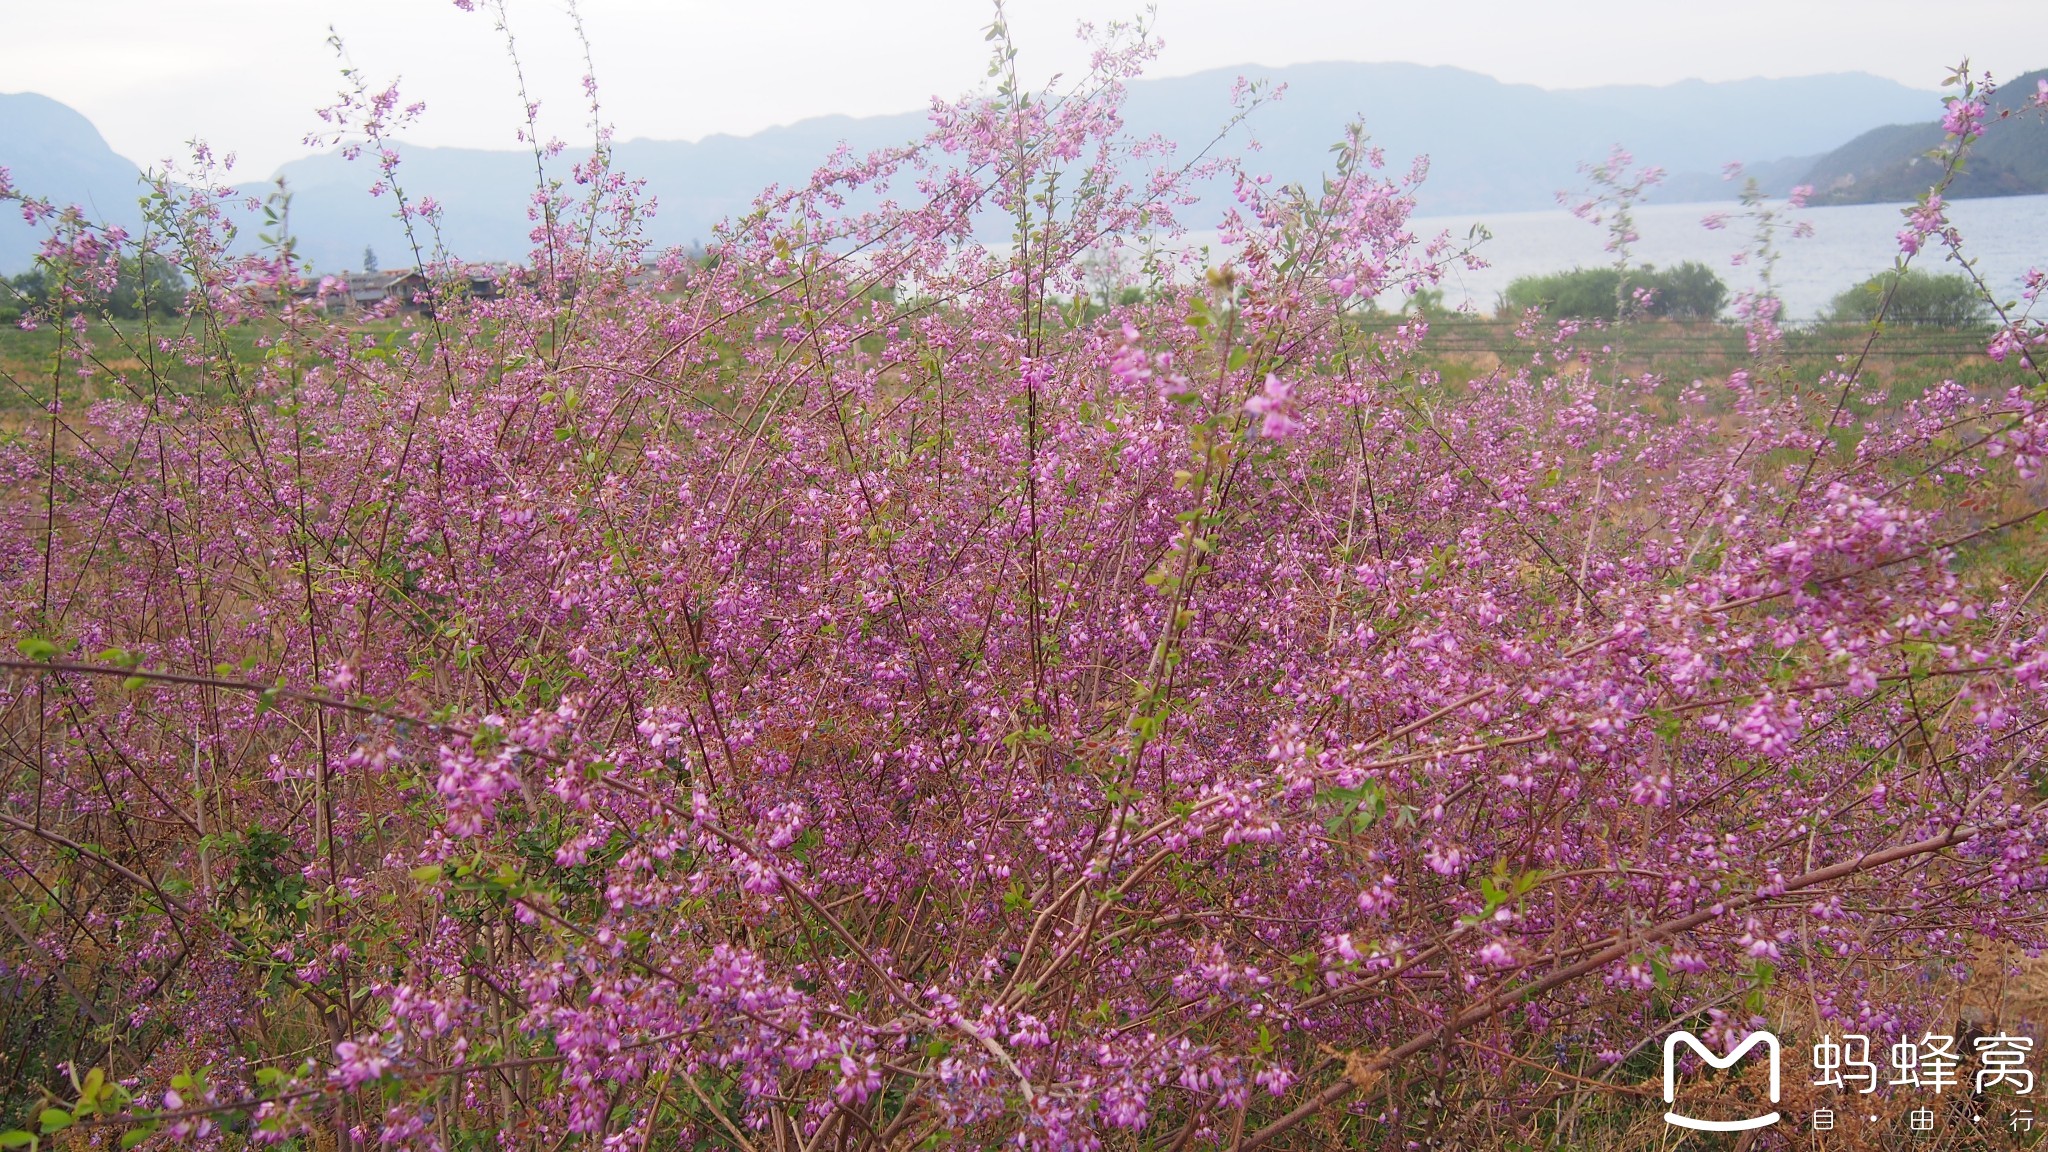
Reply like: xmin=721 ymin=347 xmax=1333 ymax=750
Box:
xmin=1663 ymin=1030 xmax=1782 ymax=1132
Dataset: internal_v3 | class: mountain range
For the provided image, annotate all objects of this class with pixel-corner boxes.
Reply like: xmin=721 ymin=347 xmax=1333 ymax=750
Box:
xmin=1803 ymin=67 xmax=2048 ymax=204
xmin=1 ymin=92 xmax=153 ymax=269
xmin=4 ymin=62 xmax=2035 ymax=274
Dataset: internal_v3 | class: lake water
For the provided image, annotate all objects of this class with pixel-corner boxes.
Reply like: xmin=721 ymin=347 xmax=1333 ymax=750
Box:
xmin=1399 ymin=193 xmax=2048 ymax=321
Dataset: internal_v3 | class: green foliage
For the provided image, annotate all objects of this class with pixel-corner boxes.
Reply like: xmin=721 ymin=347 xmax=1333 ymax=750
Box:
xmin=1408 ymin=286 xmax=1460 ymax=320
xmin=1640 ymin=261 xmax=1729 ymax=320
xmin=2 ymin=1064 xmax=154 ymax=1152
xmin=1318 ymin=780 xmax=1386 ymax=835
xmin=13 ymin=637 xmax=58 ymax=662
xmin=5 ymin=253 xmax=187 ymax=321
xmin=1827 ymin=269 xmax=1990 ymax=328
xmin=220 ymin=825 xmax=309 ymax=927
xmin=1499 ymin=261 xmax=1728 ymax=321
xmin=1500 ymin=268 xmax=1619 ymax=320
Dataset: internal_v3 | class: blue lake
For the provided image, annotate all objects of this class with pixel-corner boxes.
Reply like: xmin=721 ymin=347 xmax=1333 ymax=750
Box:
xmin=1402 ymin=193 xmax=2048 ymax=321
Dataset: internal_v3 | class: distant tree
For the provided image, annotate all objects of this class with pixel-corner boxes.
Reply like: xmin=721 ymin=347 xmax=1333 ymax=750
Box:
xmin=0 ymin=273 xmax=27 ymax=324
xmin=1500 ymin=262 xmax=1727 ymax=321
xmin=363 ymin=246 xmax=379 ymax=274
xmin=1828 ymin=269 xmax=1989 ymax=327
xmin=5 ymin=253 xmax=187 ymax=320
xmin=107 ymin=253 xmax=189 ymax=318
xmin=1501 ymin=267 xmax=1623 ymax=320
xmin=1642 ymin=261 xmax=1728 ymax=320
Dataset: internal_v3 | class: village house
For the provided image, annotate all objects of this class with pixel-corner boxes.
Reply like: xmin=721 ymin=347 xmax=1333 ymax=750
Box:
xmin=294 ymin=263 xmax=512 ymax=315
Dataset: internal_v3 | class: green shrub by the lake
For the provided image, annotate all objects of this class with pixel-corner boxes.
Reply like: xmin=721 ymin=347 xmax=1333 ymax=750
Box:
xmin=1499 ymin=261 xmax=1728 ymax=321
xmin=1827 ymin=269 xmax=1990 ymax=328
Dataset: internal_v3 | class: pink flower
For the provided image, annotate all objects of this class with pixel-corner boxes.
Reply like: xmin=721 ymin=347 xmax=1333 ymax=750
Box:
xmin=1941 ymin=97 xmax=1986 ymax=138
xmin=1255 ymin=1064 xmax=1296 ymax=1095
xmin=1244 ymin=373 xmax=1301 ymax=438
xmin=332 ymin=1038 xmax=392 ymax=1088
xmin=1108 ymin=323 xmax=1153 ymax=392
xmin=833 ymin=1053 xmax=882 ymax=1106
xmin=1907 ymin=195 xmax=1946 ymax=235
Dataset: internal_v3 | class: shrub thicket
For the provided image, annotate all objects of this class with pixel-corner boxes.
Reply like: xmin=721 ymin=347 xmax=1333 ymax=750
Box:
xmin=1499 ymin=260 xmax=1728 ymax=320
xmin=0 ymin=27 xmax=2042 ymax=1152
xmin=4 ymin=252 xmax=187 ymax=321
xmin=1828 ymin=268 xmax=1991 ymax=327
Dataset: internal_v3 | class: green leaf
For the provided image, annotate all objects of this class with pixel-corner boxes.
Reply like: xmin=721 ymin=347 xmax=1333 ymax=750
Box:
xmin=121 ymin=1128 xmax=154 ymax=1149
xmin=36 ymin=1110 xmax=70 ymax=1135
xmin=0 ymin=1131 xmax=36 ymax=1149
xmin=14 ymin=637 xmax=57 ymax=662
xmin=410 ymin=864 xmax=444 ymax=883
xmin=788 ymin=827 xmax=821 ymax=862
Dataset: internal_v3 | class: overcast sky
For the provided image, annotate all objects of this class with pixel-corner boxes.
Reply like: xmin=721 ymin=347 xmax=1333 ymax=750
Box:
xmin=5 ymin=0 xmax=2039 ymax=178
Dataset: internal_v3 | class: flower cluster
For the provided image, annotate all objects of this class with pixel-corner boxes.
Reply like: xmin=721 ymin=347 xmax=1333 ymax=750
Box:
xmin=0 ymin=28 xmax=2044 ymax=1152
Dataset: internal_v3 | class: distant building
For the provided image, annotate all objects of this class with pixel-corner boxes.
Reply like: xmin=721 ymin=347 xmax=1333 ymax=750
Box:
xmin=293 ymin=264 xmax=512 ymax=315
xmin=342 ymin=269 xmax=426 ymax=311
xmin=624 ymin=257 xmax=700 ymax=294
xmin=461 ymin=262 xmax=512 ymax=302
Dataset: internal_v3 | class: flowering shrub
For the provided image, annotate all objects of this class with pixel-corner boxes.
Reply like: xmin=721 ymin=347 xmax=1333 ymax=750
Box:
xmin=2 ymin=20 xmax=2046 ymax=1152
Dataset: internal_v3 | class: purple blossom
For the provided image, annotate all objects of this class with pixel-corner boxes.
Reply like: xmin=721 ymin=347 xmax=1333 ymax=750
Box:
xmin=3 ymin=43 xmax=2043 ymax=1152
xmin=1243 ymin=373 xmax=1302 ymax=438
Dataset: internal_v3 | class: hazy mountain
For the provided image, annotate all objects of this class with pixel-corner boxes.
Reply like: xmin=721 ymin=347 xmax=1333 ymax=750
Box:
xmin=4 ymin=64 xmax=1947 ymax=273
xmin=0 ymin=92 xmax=148 ymax=271
xmin=254 ymin=64 xmax=1944 ymax=269
xmin=1803 ymin=68 xmax=2048 ymax=205
xmin=1652 ymin=154 xmax=1821 ymax=204
xmin=1113 ymin=64 xmax=1938 ymax=214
